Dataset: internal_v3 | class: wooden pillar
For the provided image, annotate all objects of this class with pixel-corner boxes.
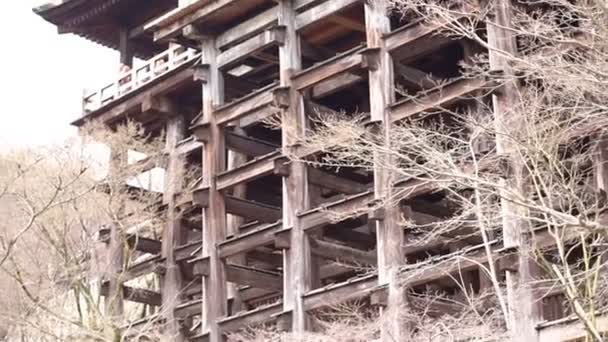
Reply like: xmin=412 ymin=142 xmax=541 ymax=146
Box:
xmin=161 ymin=113 xmax=188 ymax=341
xmin=365 ymin=2 xmax=406 ymax=341
xmin=278 ymin=0 xmax=312 ymax=335
xmin=487 ymin=0 xmax=542 ymax=340
xmin=105 ymin=147 xmax=126 ymax=337
xmin=595 ymin=137 xmax=608 ymax=193
xmin=227 ymin=127 xmax=248 ymax=314
xmin=200 ymin=37 xmax=228 ymax=342
xmin=119 ymin=27 xmax=133 ymax=68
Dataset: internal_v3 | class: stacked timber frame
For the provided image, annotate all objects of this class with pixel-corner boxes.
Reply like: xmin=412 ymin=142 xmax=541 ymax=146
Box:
xmin=35 ymin=0 xmax=606 ymax=341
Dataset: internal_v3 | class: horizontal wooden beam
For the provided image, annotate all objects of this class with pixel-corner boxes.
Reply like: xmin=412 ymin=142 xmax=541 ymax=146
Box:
xmin=308 ymin=167 xmax=369 ymax=194
xmin=299 ymin=191 xmax=374 ymax=231
xmin=218 ymin=26 xmax=286 ymax=70
xmin=190 ymin=302 xmax=283 ymax=341
xmin=310 ymin=238 xmax=377 ymax=266
xmin=211 ymin=83 xmax=279 ymax=126
xmin=390 ymin=77 xmax=490 ymax=123
xmin=292 ymin=45 xmax=365 ymax=90
xmin=99 ymin=229 xmax=161 ymax=254
xmin=174 ymin=136 xmax=203 ymax=155
xmin=151 ymin=0 xmax=232 ymax=42
xmin=219 ymin=221 xmax=283 ymax=258
xmin=384 ymin=12 xmax=466 ymax=62
xmin=226 ymin=196 xmax=282 ymax=223
xmin=123 ymin=255 xmax=165 ymax=282
xmin=225 ymin=130 xmax=278 ymax=157
xmin=303 ymin=273 xmax=380 ymax=311
xmin=296 ymin=0 xmax=362 ymax=31
xmin=189 ymin=257 xmax=282 ymax=291
xmin=217 ymin=7 xmax=278 ymax=49
xmin=226 ymin=263 xmax=283 ymax=291
xmin=100 ymin=284 xmax=162 ymax=306
xmin=216 ymin=151 xmax=281 ymax=191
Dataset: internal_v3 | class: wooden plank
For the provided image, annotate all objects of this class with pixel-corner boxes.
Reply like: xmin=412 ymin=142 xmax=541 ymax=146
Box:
xmin=389 ymin=77 xmax=489 ymax=123
xmin=225 ymin=130 xmax=278 ymax=157
xmin=217 ymin=7 xmax=278 ymax=48
xmin=218 ymin=27 xmax=286 ymax=70
xmin=212 ymin=83 xmax=278 ymax=126
xmin=215 ymin=151 xmax=281 ymax=191
xmin=308 ymin=167 xmax=369 ymax=194
xmin=174 ymin=136 xmax=203 ymax=155
xmin=190 ymin=303 xmax=283 ymax=341
xmin=127 ymin=235 xmax=162 ymax=254
xmin=124 ymin=255 xmax=165 ymax=282
xmin=384 ymin=14 xmax=463 ymax=62
xmin=309 ymin=238 xmax=376 ymax=266
xmin=292 ymin=45 xmax=364 ymax=90
xmin=225 ymin=196 xmax=282 ymax=223
xmin=151 ymin=0 xmax=230 ymax=42
xmin=100 ymin=284 xmax=162 ymax=307
xmin=225 ymin=264 xmax=283 ymax=291
xmin=302 ymin=274 xmax=380 ymax=310
xmin=219 ymin=221 xmax=283 ymax=258
xmin=295 ymin=0 xmax=362 ymax=31
xmin=299 ymin=191 xmax=374 ymax=231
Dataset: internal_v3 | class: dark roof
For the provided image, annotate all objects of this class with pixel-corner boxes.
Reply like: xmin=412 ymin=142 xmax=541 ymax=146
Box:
xmin=34 ymin=0 xmax=178 ymax=58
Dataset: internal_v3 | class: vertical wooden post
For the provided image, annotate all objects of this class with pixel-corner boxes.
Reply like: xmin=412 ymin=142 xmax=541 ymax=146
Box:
xmin=161 ymin=113 xmax=188 ymax=341
xmin=227 ymin=127 xmax=248 ymax=314
xmin=105 ymin=147 xmax=126 ymax=337
xmin=119 ymin=27 xmax=133 ymax=68
xmin=278 ymin=0 xmax=312 ymax=335
xmin=595 ymin=137 xmax=608 ymax=193
xmin=200 ymin=37 xmax=228 ymax=342
xmin=365 ymin=2 xmax=406 ymax=341
xmin=487 ymin=0 xmax=541 ymax=340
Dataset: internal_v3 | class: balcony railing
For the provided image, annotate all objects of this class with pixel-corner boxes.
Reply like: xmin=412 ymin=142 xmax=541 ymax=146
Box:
xmin=82 ymin=45 xmax=199 ymax=114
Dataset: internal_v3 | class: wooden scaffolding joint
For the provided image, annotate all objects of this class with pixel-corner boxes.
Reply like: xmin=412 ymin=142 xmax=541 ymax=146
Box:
xmin=193 ymin=186 xmax=210 ymax=207
xmin=193 ymin=63 xmax=210 ymax=82
xmin=361 ymin=47 xmax=382 ymax=71
xmin=368 ymin=199 xmax=386 ymax=222
xmin=370 ymin=287 xmax=389 ymax=307
xmin=272 ymin=86 xmax=291 ymax=109
xmin=273 ymin=310 xmax=293 ymax=332
xmin=189 ymin=255 xmax=210 ymax=277
xmin=497 ymin=246 xmax=520 ymax=273
xmin=192 ymin=120 xmax=211 ymax=143
xmin=274 ymin=157 xmax=291 ymax=177
xmin=274 ymin=228 xmax=292 ymax=249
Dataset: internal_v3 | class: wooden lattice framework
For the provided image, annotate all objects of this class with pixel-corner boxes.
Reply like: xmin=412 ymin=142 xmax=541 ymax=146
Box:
xmin=34 ymin=0 xmax=608 ymax=341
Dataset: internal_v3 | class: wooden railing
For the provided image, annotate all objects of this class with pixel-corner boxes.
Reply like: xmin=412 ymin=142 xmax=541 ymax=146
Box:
xmin=82 ymin=45 xmax=199 ymax=114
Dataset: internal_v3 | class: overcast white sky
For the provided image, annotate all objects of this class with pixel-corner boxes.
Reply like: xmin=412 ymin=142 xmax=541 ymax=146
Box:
xmin=0 ymin=1 xmax=118 ymax=150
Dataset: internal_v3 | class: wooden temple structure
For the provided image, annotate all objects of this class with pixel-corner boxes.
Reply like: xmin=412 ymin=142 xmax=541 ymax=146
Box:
xmin=34 ymin=0 xmax=605 ymax=341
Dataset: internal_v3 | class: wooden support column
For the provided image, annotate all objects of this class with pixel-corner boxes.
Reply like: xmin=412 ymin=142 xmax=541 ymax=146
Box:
xmin=487 ymin=0 xmax=541 ymax=340
xmin=365 ymin=2 xmax=407 ymax=341
xmin=278 ymin=0 xmax=312 ymax=335
xmin=227 ymin=127 xmax=248 ymax=314
xmin=119 ymin=27 xmax=133 ymax=67
xmin=104 ymin=148 xmax=126 ymax=338
xmin=161 ymin=113 xmax=188 ymax=341
xmin=595 ymin=137 xmax=608 ymax=193
xmin=199 ymin=36 xmax=228 ymax=342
